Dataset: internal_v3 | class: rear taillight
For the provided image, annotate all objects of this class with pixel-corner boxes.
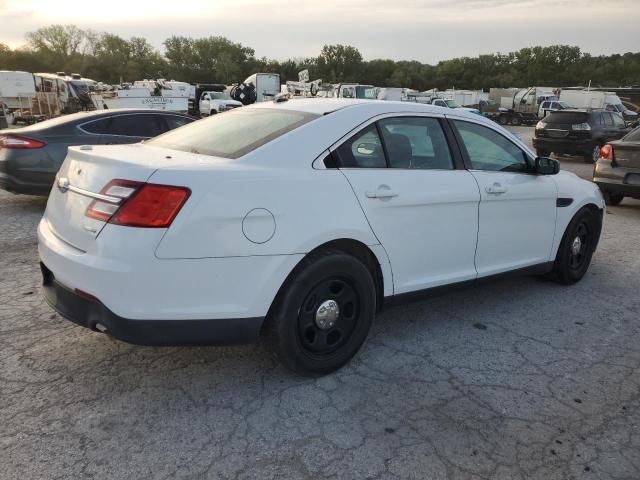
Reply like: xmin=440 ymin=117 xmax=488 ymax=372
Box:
xmin=85 ymin=179 xmax=190 ymax=228
xmin=0 ymin=135 xmax=46 ymax=149
xmin=600 ymin=144 xmax=613 ymax=162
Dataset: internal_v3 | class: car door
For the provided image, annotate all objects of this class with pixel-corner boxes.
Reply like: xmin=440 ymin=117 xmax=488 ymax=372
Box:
xmin=610 ymin=112 xmax=629 ymax=140
xmin=334 ymin=115 xmax=480 ymax=294
xmin=449 ymin=118 xmax=557 ymax=277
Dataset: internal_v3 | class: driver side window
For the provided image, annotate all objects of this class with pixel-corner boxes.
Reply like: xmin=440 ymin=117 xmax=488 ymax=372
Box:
xmin=453 ymin=121 xmax=531 ymax=173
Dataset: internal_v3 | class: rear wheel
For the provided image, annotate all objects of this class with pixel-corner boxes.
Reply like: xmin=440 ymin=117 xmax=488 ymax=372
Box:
xmin=265 ymin=250 xmax=376 ymax=375
xmin=498 ymin=114 xmax=509 ymax=125
xmin=510 ymin=115 xmax=522 ymax=126
xmin=549 ymin=208 xmax=599 ymax=284
xmin=583 ymin=144 xmax=600 ymax=164
xmin=603 ymin=191 xmax=624 ymax=206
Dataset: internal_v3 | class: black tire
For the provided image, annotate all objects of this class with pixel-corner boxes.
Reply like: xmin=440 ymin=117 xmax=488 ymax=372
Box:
xmin=602 ymin=191 xmax=624 ymax=206
xmin=510 ymin=115 xmax=522 ymax=126
xmin=536 ymin=149 xmax=551 ymax=157
xmin=549 ymin=208 xmax=599 ymax=284
xmin=265 ymin=250 xmax=376 ymax=375
xmin=583 ymin=144 xmax=601 ymax=164
xmin=498 ymin=115 xmax=509 ymax=125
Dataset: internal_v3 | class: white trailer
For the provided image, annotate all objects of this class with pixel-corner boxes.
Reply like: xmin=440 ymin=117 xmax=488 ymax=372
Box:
xmin=559 ymin=89 xmax=638 ymax=122
xmin=439 ymin=89 xmax=489 ymax=108
xmin=0 ymin=71 xmax=37 ymax=109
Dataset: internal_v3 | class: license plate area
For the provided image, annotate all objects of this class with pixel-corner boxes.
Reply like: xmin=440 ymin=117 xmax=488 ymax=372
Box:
xmin=623 ymin=173 xmax=640 ymax=186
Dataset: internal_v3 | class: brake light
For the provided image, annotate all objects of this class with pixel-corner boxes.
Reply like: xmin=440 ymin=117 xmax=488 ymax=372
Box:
xmin=0 ymin=135 xmax=46 ymax=149
xmin=85 ymin=179 xmax=190 ymax=228
xmin=600 ymin=144 xmax=613 ymax=161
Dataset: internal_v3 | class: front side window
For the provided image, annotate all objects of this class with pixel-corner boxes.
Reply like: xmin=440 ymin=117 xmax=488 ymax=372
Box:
xmin=109 ymin=114 xmax=164 ymax=138
xmin=334 ymin=125 xmax=386 ymax=168
xmin=378 ymin=117 xmax=453 ymax=169
xmin=162 ymin=115 xmax=193 ymax=131
xmin=454 ymin=121 xmax=530 ymax=173
xmin=148 ymin=108 xmax=318 ymax=159
xmin=612 ymin=113 xmax=626 ymax=128
xmin=603 ymin=113 xmax=614 ymax=127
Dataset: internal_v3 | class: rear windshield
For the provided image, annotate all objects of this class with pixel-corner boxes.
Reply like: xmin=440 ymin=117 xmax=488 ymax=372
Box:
xmin=147 ymin=108 xmax=318 ymax=159
xmin=624 ymin=126 xmax=640 ymax=142
xmin=544 ymin=111 xmax=589 ymax=124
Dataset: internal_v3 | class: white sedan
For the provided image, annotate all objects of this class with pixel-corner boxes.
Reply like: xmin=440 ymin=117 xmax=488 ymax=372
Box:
xmin=39 ymin=99 xmax=604 ymax=374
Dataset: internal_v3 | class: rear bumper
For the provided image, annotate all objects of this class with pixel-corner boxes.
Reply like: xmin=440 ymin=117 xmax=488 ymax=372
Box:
xmin=532 ymin=137 xmax=592 ymax=154
xmin=41 ymin=263 xmax=263 ymax=345
xmin=594 ymin=161 xmax=640 ymax=197
xmin=0 ymin=170 xmax=53 ymax=195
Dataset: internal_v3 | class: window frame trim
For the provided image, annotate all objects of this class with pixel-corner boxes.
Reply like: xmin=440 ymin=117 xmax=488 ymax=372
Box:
xmin=78 ymin=113 xmax=192 ymax=138
xmin=327 ymin=112 xmax=464 ymax=171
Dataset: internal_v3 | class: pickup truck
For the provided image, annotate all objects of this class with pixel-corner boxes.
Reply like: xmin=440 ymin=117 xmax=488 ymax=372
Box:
xmin=199 ymin=91 xmax=242 ymax=116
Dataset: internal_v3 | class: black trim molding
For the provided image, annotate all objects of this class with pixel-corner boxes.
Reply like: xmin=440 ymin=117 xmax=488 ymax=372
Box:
xmin=557 ymin=197 xmax=574 ymax=207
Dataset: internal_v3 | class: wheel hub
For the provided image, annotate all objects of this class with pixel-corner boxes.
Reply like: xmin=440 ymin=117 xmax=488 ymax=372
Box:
xmin=571 ymin=236 xmax=582 ymax=255
xmin=315 ymin=300 xmax=340 ymax=330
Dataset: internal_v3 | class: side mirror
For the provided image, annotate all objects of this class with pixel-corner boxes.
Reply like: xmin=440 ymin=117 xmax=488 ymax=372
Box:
xmin=535 ymin=157 xmax=560 ymax=175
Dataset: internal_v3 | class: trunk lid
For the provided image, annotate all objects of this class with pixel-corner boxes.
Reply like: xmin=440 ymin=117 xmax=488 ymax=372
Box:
xmin=612 ymin=141 xmax=640 ymax=169
xmin=43 ymin=144 xmax=177 ymax=251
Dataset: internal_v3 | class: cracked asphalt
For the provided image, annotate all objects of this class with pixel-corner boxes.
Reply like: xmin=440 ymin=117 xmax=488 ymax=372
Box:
xmin=1 ymin=127 xmax=639 ymax=479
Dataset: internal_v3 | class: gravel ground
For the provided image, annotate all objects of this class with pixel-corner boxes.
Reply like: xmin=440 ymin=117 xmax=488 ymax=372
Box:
xmin=1 ymin=127 xmax=639 ymax=479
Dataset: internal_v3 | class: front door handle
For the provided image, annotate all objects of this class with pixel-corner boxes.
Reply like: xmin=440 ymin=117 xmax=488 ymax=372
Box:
xmin=485 ymin=182 xmax=507 ymax=194
xmin=365 ymin=185 xmax=399 ymax=199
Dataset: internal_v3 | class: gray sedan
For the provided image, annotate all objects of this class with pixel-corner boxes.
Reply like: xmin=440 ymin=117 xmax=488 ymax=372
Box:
xmin=0 ymin=109 xmax=195 ymax=195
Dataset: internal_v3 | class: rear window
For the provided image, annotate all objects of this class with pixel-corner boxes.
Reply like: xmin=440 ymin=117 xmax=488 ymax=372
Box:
xmin=544 ymin=111 xmax=589 ymax=124
xmin=147 ymin=108 xmax=319 ymax=159
xmin=624 ymin=126 xmax=640 ymax=142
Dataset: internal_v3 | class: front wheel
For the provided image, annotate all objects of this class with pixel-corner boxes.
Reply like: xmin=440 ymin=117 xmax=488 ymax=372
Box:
xmin=549 ymin=208 xmax=599 ymax=284
xmin=265 ymin=250 xmax=376 ymax=375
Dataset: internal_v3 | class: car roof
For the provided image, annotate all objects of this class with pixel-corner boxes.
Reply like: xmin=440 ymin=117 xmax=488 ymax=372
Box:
xmin=249 ymin=97 xmax=480 ymax=118
xmin=4 ymin=109 xmax=191 ymax=133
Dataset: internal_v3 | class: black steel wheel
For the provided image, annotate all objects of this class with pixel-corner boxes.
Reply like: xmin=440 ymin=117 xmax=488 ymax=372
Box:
xmin=549 ymin=208 xmax=600 ymax=284
xmin=603 ymin=191 xmax=624 ymax=206
xmin=265 ymin=250 xmax=376 ymax=375
xmin=297 ymin=277 xmax=360 ymax=356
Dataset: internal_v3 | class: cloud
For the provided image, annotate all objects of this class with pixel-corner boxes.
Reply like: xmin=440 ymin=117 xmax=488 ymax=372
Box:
xmin=0 ymin=0 xmax=638 ymax=63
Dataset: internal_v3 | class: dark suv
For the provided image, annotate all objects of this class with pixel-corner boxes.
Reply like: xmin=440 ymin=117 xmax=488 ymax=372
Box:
xmin=533 ymin=110 xmax=630 ymax=163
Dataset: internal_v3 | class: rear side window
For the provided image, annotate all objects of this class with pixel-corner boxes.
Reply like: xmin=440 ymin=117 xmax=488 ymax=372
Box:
xmin=334 ymin=125 xmax=386 ymax=168
xmin=109 ymin=114 xmax=164 ymax=137
xmin=81 ymin=118 xmax=111 ymax=135
xmin=602 ymin=113 xmax=614 ymax=127
xmin=545 ymin=112 xmax=589 ymax=124
xmin=612 ymin=113 xmax=626 ymax=128
xmin=454 ymin=121 xmax=530 ymax=173
xmin=148 ymin=108 xmax=318 ymax=159
xmin=378 ymin=117 xmax=453 ymax=170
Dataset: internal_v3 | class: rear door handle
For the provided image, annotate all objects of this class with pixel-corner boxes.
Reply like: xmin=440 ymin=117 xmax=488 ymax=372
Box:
xmin=485 ymin=182 xmax=507 ymax=194
xmin=365 ymin=185 xmax=399 ymax=199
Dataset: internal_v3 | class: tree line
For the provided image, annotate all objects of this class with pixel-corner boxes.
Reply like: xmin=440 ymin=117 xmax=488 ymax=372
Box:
xmin=1 ymin=24 xmax=639 ymax=90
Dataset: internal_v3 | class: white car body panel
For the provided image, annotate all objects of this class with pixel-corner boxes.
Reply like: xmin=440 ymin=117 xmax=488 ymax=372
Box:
xmin=38 ymin=99 xmax=604 ymax=337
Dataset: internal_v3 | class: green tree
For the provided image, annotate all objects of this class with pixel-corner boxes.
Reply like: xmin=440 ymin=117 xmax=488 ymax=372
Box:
xmin=316 ymin=44 xmax=363 ymax=82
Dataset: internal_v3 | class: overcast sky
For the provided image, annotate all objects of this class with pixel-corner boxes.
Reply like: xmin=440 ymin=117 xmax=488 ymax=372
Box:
xmin=1 ymin=0 xmax=639 ymax=63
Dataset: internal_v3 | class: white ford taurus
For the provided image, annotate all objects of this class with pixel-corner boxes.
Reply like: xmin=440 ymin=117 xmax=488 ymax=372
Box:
xmin=39 ymin=99 xmax=604 ymax=374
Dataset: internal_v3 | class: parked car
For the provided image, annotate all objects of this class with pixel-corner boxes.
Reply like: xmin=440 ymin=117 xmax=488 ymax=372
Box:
xmin=199 ymin=91 xmax=242 ymax=116
xmin=0 ymin=109 xmax=195 ymax=195
xmin=593 ymin=126 xmax=640 ymax=205
xmin=39 ymin=99 xmax=604 ymax=375
xmin=538 ymin=100 xmax=572 ymax=119
xmin=533 ymin=109 xmax=630 ymax=163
